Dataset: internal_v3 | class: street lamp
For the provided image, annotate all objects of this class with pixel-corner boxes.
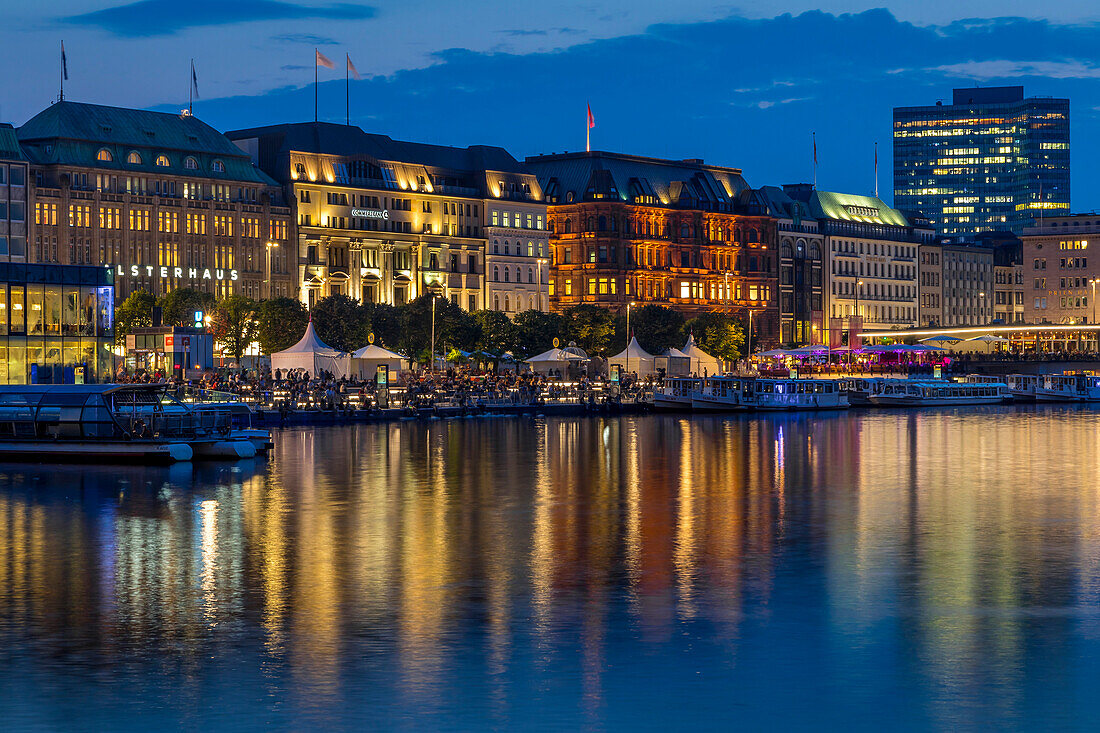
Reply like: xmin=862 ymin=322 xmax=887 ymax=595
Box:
xmin=430 ymin=293 xmax=438 ymax=374
xmin=978 ymin=291 xmax=986 ymax=325
xmin=265 ymin=241 xmax=279 ymax=299
xmin=747 ymin=308 xmax=755 ymax=360
xmin=724 ymin=271 xmax=732 ymax=301
xmin=625 ymin=301 xmax=636 ymax=342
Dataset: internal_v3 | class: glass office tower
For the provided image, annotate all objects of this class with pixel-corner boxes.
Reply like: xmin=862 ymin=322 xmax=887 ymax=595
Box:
xmin=893 ymin=87 xmax=1069 ymax=235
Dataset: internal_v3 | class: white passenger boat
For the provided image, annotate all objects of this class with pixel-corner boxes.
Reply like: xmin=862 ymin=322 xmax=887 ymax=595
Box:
xmin=868 ymin=380 xmax=1010 ymax=407
xmin=654 ymin=377 xmax=703 ymax=411
xmin=747 ymin=378 xmax=849 ymax=411
xmin=690 ymin=376 xmax=750 ymax=411
xmin=0 ymin=384 xmax=238 ymax=463
xmin=1004 ymin=374 xmax=1040 ymax=402
xmin=1034 ymin=373 xmax=1100 ymax=403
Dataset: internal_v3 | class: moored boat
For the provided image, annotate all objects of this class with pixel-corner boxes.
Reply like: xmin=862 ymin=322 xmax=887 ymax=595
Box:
xmin=653 ymin=377 xmax=703 ymax=411
xmin=689 ymin=376 xmax=750 ymax=411
xmin=749 ymin=378 xmax=849 ymax=411
xmin=868 ymin=380 xmax=1010 ymax=407
xmin=1034 ymin=373 xmax=1100 ymax=403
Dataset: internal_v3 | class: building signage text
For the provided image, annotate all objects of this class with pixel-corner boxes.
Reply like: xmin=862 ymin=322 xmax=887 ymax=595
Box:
xmin=115 ymin=264 xmax=239 ymax=281
xmin=352 ymin=208 xmax=389 ymax=220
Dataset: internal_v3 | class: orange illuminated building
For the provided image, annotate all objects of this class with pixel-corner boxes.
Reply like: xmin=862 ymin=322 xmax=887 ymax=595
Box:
xmin=526 ymin=151 xmax=778 ymax=345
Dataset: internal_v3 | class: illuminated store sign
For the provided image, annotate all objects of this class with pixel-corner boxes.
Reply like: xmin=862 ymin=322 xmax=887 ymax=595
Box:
xmin=114 ymin=264 xmax=239 ymax=280
xmin=352 ymin=208 xmax=389 ymax=220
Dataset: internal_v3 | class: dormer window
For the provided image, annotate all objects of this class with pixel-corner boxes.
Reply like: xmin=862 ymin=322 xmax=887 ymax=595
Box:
xmin=294 ymin=163 xmax=306 ymax=179
xmin=96 ymin=149 xmax=113 ymax=162
xmin=155 ymin=155 xmax=170 ymax=167
xmin=127 ymin=151 xmax=142 ymax=165
xmin=212 ymin=159 xmax=225 ymax=173
xmin=184 ymin=156 xmax=198 ymax=170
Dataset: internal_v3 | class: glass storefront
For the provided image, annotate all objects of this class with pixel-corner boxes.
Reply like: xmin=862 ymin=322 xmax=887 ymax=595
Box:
xmin=0 ymin=264 xmax=114 ymax=384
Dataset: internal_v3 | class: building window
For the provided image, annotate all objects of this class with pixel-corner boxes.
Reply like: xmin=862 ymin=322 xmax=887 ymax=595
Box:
xmin=212 ymin=159 xmax=225 ymax=173
xmin=127 ymin=151 xmax=141 ymax=165
xmin=184 ymin=157 xmax=198 ymax=170
xmin=96 ymin=149 xmax=112 ymax=162
xmin=156 ymin=155 xmax=169 ymax=167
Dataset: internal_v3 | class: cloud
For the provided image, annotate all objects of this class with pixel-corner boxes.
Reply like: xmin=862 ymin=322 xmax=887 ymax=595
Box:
xmin=272 ymin=33 xmax=340 ymax=46
xmin=164 ymin=9 xmax=1100 ymax=205
xmin=63 ymin=0 xmax=376 ymax=37
xmin=930 ymin=59 xmax=1100 ymax=80
xmin=495 ymin=27 xmax=582 ymax=37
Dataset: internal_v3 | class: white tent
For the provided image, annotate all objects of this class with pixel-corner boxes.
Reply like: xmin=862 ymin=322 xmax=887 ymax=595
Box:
xmin=656 ymin=346 xmax=691 ymax=376
xmin=270 ymin=321 xmax=350 ymax=379
xmin=610 ymin=337 xmax=656 ymax=376
xmin=682 ymin=334 xmax=722 ymax=376
xmin=351 ymin=343 xmax=407 ymax=380
xmin=526 ymin=347 xmax=584 ymax=375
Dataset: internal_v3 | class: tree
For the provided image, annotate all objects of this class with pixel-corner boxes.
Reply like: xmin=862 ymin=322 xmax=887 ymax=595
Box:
xmin=114 ymin=289 xmax=155 ymax=346
xmin=684 ymin=312 xmax=745 ymax=361
xmin=311 ymin=294 xmax=369 ymax=352
xmin=472 ymin=309 xmax=516 ymax=354
xmin=367 ymin=303 xmax=405 ymax=351
xmin=565 ymin=304 xmax=615 ymax=355
xmin=256 ymin=297 xmax=308 ymax=354
xmin=511 ymin=310 xmax=568 ymax=357
xmin=630 ymin=304 xmax=685 ymax=354
xmin=159 ymin=287 xmax=215 ymax=327
xmin=209 ymin=295 xmax=259 ymax=366
xmin=400 ymin=295 xmax=480 ymax=360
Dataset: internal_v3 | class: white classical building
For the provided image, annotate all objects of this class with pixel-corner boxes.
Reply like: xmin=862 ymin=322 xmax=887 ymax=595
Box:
xmin=485 ymin=197 xmax=550 ymax=315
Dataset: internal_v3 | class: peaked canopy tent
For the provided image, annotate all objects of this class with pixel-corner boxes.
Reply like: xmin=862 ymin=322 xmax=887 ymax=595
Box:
xmin=525 ymin=347 xmax=586 ymax=375
xmin=350 ymin=343 xmax=407 ymax=379
xmin=682 ymin=334 xmax=722 ymax=376
xmin=271 ymin=322 xmax=350 ymax=379
xmin=657 ymin=346 xmax=691 ymax=376
xmin=609 ymin=337 xmax=656 ymax=377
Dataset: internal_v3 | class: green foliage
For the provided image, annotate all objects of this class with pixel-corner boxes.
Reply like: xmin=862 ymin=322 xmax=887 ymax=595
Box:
xmin=159 ymin=287 xmax=214 ymax=327
xmin=630 ymin=304 xmax=685 ymax=354
xmin=472 ymin=309 xmax=516 ymax=354
xmin=684 ymin=312 xmax=745 ymax=361
xmin=114 ymin=289 xmax=155 ymax=346
xmin=209 ymin=295 xmax=259 ymax=366
xmin=564 ymin=304 xmax=615 ymax=355
xmin=311 ymin=294 xmax=369 ymax=352
xmin=511 ymin=310 xmax=568 ymax=356
xmin=256 ymin=297 xmax=308 ymax=354
xmin=366 ymin=303 xmax=405 ymax=351
xmin=399 ymin=295 xmax=481 ymax=360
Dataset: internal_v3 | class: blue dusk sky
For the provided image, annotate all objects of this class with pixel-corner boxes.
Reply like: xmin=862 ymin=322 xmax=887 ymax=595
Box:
xmin=6 ymin=1 xmax=1100 ymax=207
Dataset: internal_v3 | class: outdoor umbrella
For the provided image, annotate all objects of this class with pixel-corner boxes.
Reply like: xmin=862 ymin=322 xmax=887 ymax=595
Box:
xmin=968 ymin=334 xmax=1008 ymax=342
xmin=920 ymin=334 xmax=963 ymax=343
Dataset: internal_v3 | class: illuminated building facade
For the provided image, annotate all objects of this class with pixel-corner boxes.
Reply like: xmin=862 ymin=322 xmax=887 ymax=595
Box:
xmin=894 ymin=86 xmax=1069 ymax=235
xmin=919 ymin=239 xmax=995 ymax=327
xmin=526 ymin=151 xmax=778 ymax=345
xmin=992 ymin=239 xmax=1024 ymax=324
xmin=485 ymin=200 xmax=550 ymax=314
xmin=1022 ymin=215 xmax=1100 ymax=324
xmin=753 ymin=186 xmax=824 ymax=345
xmin=18 ymin=102 xmax=294 ymax=300
xmin=782 ymin=185 xmax=932 ymax=342
xmin=229 ymin=122 xmax=546 ymax=311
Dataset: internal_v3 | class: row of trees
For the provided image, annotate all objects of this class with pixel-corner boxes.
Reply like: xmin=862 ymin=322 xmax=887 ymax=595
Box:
xmin=115 ymin=289 xmax=747 ymax=365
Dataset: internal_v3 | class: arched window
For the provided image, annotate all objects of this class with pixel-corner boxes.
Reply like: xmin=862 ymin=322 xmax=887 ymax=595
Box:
xmin=504 ymin=267 xmax=510 ymax=283
xmin=586 ymin=217 xmax=595 ymax=232
xmin=212 ymin=159 xmax=225 ymax=173
xmin=504 ymin=295 xmax=511 ymax=312
xmin=781 ymin=242 xmax=794 ymax=258
xmin=156 ymin=155 xmax=170 ymax=167
xmin=810 ymin=243 xmax=822 ymax=260
xmin=493 ymin=265 xmax=499 ymax=281
xmin=564 ymin=219 xmax=572 ymax=234
xmin=494 ymin=294 xmax=500 ymax=310
xmin=127 ymin=151 xmax=141 ymax=165
xmin=504 ymin=241 xmax=510 ymax=255
xmin=748 ymin=228 xmax=758 ymax=243
xmin=96 ymin=149 xmax=113 ymax=162
xmin=294 ymin=162 xmax=306 ymax=178
xmin=598 ymin=215 xmax=607 ymax=231
xmin=493 ymin=240 xmax=500 ymax=254
xmin=184 ymin=156 xmax=198 ymax=170
xmin=530 ymin=295 xmax=536 ymax=310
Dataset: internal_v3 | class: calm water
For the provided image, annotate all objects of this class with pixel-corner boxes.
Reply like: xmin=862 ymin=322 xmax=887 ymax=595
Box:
xmin=3 ymin=409 xmax=1100 ymax=731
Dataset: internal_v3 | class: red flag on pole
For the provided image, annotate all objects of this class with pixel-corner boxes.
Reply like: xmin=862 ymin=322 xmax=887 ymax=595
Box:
xmin=316 ymin=49 xmax=335 ymax=69
xmin=347 ymin=54 xmax=361 ymax=80
xmin=587 ymin=103 xmax=595 ymax=129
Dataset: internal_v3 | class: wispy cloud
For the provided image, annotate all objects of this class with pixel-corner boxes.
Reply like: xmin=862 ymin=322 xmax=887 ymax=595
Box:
xmin=63 ymin=0 xmax=377 ymax=37
xmin=272 ymin=33 xmax=340 ymax=46
xmin=495 ymin=27 xmax=581 ymax=37
xmin=930 ymin=59 xmax=1100 ymax=80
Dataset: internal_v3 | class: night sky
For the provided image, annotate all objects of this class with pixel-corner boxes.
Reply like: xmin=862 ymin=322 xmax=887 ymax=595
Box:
xmin=7 ymin=1 xmax=1100 ymax=207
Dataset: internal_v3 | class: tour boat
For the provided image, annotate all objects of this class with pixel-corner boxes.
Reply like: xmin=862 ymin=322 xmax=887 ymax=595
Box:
xmin=747 ymin=378 xmax=849 ymax=411
xmin=0 ymin=384 xmax=255 ymax=464
xmin=689 ymin=376 xmax=750 ymax=411
xmin=868 ymin=380 xmax=1010 ymax=407
xmin=653 ymin=377 xmax=703 ymax=411
xmin=1004 ymin=374 xmax=1040 ymax=402
xmin=1033 ymin=373 xmax=1100 ymax=403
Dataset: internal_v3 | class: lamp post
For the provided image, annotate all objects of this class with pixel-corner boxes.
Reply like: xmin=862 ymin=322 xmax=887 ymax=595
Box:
xmin=1091 ymin=278 xmax=1098 ymax=351
xmin=724 ymin=271 xmax=732 ymax=301
xmin=265 ymin=241 xmax=279 ymax=299
xmin=430 ymin=293 xmax=437 ymax=374
xmin=625 ymin=301 xmax=636 ymax=341
xmin=852 ymin=279 xmax=863 ymax=349
xmin=747 ymin=308 xmax=755 ymax=361
xmin=978 ymin=291 xmax=986 ymax=326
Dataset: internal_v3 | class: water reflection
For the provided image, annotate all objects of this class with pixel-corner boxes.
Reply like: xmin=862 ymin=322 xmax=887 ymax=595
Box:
xmin=2 ymin=409 xmax=1100 ymax=729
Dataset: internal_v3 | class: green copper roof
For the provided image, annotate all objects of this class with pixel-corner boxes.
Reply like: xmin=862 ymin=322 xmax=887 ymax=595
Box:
xmin=18 ymin=101 xmax=272 ymax=185
xmin=0 ymin=124 xmax=25 ymax=161
xmin=809 ymin=191 xmax=911 ymax=227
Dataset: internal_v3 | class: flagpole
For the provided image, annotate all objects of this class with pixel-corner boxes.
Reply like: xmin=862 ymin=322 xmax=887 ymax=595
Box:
xmin=812 ymin=132 xmax=817 ymax=189
xmin=59 ymin=41 xmax=64 ymax=102
xmin=346 ymin=53 xmax=350 ymax=126
xmin=189 ymin=59 xmax=193 ymax=115
xmin=314 ymin=49 xmax=318 ymax=123
xmin=874 ymin=141 xmax=878 ymax=198
xmin=586 ymin=112 xmax=590 ymax=153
